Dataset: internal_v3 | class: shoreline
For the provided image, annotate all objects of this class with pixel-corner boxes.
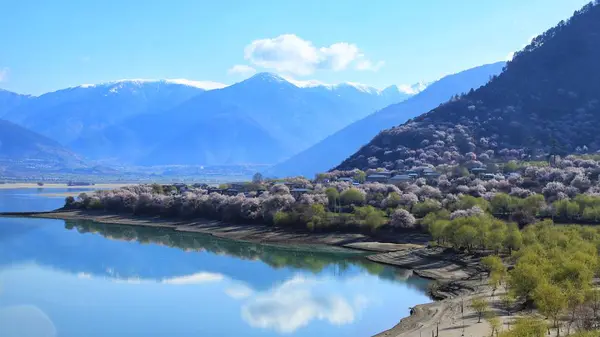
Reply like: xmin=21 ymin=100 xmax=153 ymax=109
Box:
xmin=0 ymin=210 xmax=485 ymax=337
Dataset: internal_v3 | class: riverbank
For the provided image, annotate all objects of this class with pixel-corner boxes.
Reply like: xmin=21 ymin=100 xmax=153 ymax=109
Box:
xmin=0 ymin=209 xmax=495 ymax=337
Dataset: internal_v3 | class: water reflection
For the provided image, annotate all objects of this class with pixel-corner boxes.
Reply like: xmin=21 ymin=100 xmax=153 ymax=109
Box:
xmin=0 ymin=188 xmax=95 ymax=212
xmin=0 ymin=217 xmax=430 ymax=337
xmin=62 ymin=220 xmax=417 ymax=284
xmin=241 ymin=275 xmax=361 ymax=333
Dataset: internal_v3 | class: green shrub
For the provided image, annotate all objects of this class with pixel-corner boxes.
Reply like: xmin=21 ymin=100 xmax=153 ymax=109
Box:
xmin=340 ymin=188 xmax=365 ymax=206
xmin=412 ymin=199 xmax=442 ymax=218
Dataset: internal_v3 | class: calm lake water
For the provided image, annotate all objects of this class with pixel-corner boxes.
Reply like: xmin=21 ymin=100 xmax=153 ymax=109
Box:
xmin=0 ymin=189 xmax=430 ymax=337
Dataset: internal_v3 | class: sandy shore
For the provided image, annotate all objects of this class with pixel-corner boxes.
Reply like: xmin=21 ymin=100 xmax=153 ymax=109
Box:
xmin=0 ymin=209 xmax=504 ymax=337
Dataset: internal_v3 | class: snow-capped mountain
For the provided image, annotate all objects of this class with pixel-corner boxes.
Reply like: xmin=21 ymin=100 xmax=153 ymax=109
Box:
xmin=3 ymin=80 xmax=206 ymax=144
xmin=76 ymin=79 xmax=228 ymax=91
xmin=284 ymin=76 xmax=429 ymax=96
xmin=1 ymin=73 xmax=418 ymax=166
xmin=70 ymin=72 xmax=417 ymax=166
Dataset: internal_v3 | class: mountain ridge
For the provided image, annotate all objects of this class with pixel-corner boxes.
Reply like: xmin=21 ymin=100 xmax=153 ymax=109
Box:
xmin=67 ymin=73 xmax=415 ymax=166
xmin=267 ymin=61 xmax=505 ymax=178
xmin=335 ymin=2 xmax=600 ymax=171
xmin=0 ymin=119 xmax=87 ymax=174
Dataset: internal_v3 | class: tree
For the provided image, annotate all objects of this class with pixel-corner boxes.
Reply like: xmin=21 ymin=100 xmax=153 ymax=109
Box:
xmin=64 ymin=196 xmax=75 ymax=208
xmin=471 ymin=297 xmax=489 ymax=323
xmin=353 ymin=206 xmax=386 ymax=231
xmin=340 ymin=188 xmax=365 ymax=206
xmin=585 ymin=289 xmax=600 ymax=327
xmin=485 ymin=313 xmax=501 ymax=337
xmin=521 ymin=194 xmax=545 ymax=215
xmin=389 ymin=209 xmax=416 ymax=229
xmin=353 ymin=170 xmax=366 ymax=183
xmin=565 ymin=282 xmax=585 ymax=335
xmin=498 ymin=317 xmax=546 ymax=337
xmin=500 ymin=292 xmax=515 ymax=316
xmin=429 ymin=220 xmax=449 ymax=245
xmin=325 ymin=187 xmax=339 ymax=211
xmin=252 ymin=172 xmax=264 ymax=184
xmin=481 ymin=255 xmax=505 ymax=277
xmin=412 ymin=199 xmax=442 ymax=217
xmin=533 ymin=282 xmax=566 ymax=335
xmin=508 ymin=262 xmax=545 ymax=300
xmin=504 ymin=224 xmax=522 ymax=253
xmin=489 ymin=272 xmax=503 ymax=297
xmin=503 ymin=160 xmax=519 ymax=173
xmin=491 ymin=193 xmax=513 ymax=215
xmin=306 ymin=204 xmax=328 ymax=231
xmin=455 ymin=225 xmax=478 ymax=252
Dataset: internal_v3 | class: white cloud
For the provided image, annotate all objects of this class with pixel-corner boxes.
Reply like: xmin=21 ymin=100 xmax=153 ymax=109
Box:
xmin=318 ymin=42 xmax=360 ymax=71
xmin=0 ymin=68 xmax=9 ymax=82
xmin=397 ymin=82 xmax=429 ymax=95
xmin=161 ymin=272 xmax=224 ymax=285
xmin=355 ymin=59 xmax=385 ymax=72
xmin=225 ymin=285 xmax=254 ymax=299
xmin=243 ymin=34 xmax=382 ymax=75
xmin=507 ymin=35 xmax=538 ymax=61
xmin=228 ymin=64 xmax=257 ymax=76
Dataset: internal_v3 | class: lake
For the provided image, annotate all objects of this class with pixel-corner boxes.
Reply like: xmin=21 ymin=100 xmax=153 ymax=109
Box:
xmin=0 ymin=188 xmax=431 ymax=337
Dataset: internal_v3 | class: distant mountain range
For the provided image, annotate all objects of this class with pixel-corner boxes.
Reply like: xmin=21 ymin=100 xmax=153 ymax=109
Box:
xmin=1 ymin=74 xmax=418 ymax=167
xmin=0 ymin=89 xmax=31 ymax=118
xmin=336 ymin=2 xmax=600 ymax=171
xmin=266 ymin=62 xmax=505 ymax=178
xmin=0 ymin=119 xmax=89 ymax=175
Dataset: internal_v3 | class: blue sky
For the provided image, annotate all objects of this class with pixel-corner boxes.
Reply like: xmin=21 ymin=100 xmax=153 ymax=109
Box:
xmin=0 ymin=0 xmax=591 ymax=95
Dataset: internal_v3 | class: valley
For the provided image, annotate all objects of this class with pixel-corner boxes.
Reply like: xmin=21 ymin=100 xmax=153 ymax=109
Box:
xmin=2 ymin=1 xmax=600 ymax=337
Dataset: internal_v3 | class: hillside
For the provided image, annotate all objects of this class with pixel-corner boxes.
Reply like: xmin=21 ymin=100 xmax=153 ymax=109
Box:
xmin=336 ymin=2 xmax=600 ymax=171
xmin=267 ymin=62 xmax=505 ymax=178
xmin=0 ymin=119 xmax=87 ymax=174
xmin=77 ymin=73 xmax=414 ymax=165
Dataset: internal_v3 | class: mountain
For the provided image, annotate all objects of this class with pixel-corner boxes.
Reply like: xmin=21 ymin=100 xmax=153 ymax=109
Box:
xmin=5 ymin=80 xmax=208 ymax=144
xmin=266 ymin=62 xmax=505 ymax=178
xmin=76 ymin=73 xmax=415 ymax=166
xmin=335 ymin=2 xmax=600 ymax=171
xmin=0 ymin=119 xmax=87 ymax=174
xmin=0 ymin=89 xmax=31 ymax=118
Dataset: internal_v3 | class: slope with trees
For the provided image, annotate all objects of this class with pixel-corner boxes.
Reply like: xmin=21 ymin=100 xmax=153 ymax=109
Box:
xmin=336 ymin=2 xmax=600 ymax=172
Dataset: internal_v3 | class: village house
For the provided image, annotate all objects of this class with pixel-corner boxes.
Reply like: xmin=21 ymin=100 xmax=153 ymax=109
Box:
xmin=389 ymin=174 xmax=413 ymax=185
xmin=291 ymin=188 xmax=311 ymax=199
xmin=366 ymin=174 xmax=389 ymax=183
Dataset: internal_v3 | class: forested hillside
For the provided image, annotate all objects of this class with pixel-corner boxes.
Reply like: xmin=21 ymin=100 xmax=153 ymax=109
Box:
xmin=267 ymin=62 xmax=504 ymax=178
xmin=336 ymin=2 xmax=600 ymax=171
